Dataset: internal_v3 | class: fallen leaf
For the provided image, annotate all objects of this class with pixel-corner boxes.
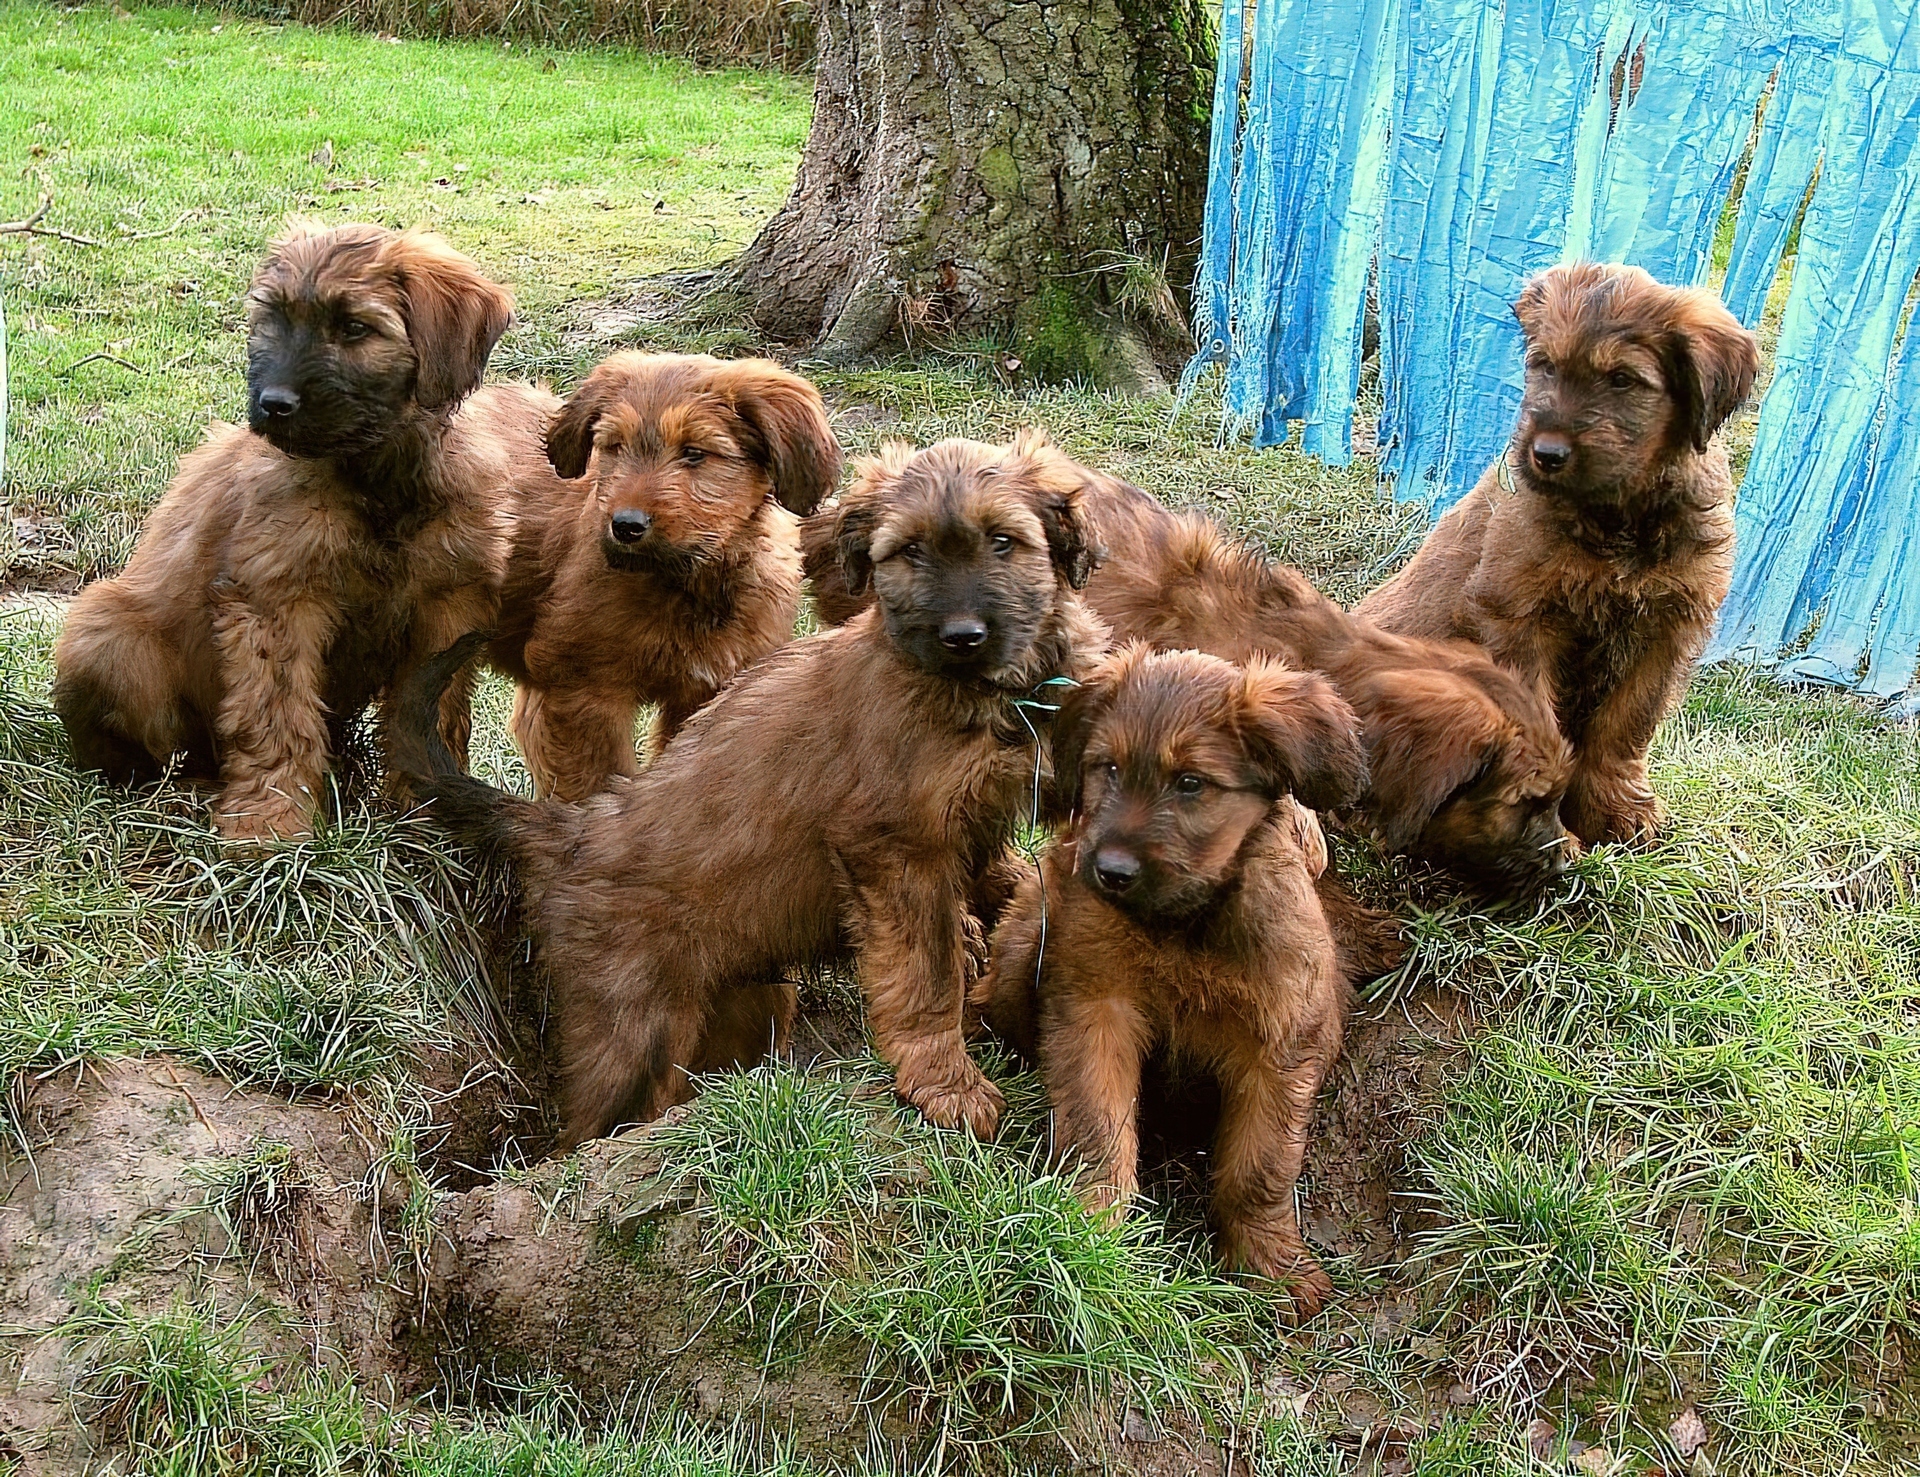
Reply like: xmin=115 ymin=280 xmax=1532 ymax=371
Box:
xmin=1525 ymin=1417 xmax=1556 ymax=1463
xmin=1669 ymin=1406 xmax=1709 ymax=1458
xmin=1573 ymin=1447 xmax=1615 ymax=1476
xmin=1407 ymin=1334 xmax=1447 ymax=1364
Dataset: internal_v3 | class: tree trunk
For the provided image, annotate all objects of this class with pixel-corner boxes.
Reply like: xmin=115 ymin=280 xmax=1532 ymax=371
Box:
xmin=717 ymin=0 xmax=1214 ymax=393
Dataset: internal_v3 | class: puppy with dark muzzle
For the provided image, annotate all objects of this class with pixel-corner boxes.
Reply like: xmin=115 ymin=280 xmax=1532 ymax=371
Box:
xmin=975 ymin=643 xmax=1366 ymax=1317
xmin=53 ymin=219 xmax=555 ymax=840
xmin=806 ymin=461 xmax=1577 ymax=901
xmin=487 ymin=353 xmax=842 ymax=800
xmin=1357 ymin=262 xmax=1759 ymax=844
xmin=391 ymin=431 xmax=1106 ymax=1148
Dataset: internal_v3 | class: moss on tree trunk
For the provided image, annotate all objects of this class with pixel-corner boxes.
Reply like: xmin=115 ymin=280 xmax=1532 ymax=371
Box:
xmin=716 ymin=0 xmax=1214 ymax=393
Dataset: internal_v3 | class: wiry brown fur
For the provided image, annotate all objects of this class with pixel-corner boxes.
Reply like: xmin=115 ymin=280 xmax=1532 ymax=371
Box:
xmin=396 ymin=432 xmax=1106 ymax=1148
xmin=807 ymin=466 xmax=1576 ymax=898
xmin=489 ymin=353 xmax=842 ymax=799
xmin=976 ymin=644 xmax=1361 ymax=1317
xmin=54 ymin=220 xmax=543 ymax=840
xmin=1356 ymin=262 xmax=1759 ymax=844
xmin=1082 ymin=481 xmax=1575 ymax=896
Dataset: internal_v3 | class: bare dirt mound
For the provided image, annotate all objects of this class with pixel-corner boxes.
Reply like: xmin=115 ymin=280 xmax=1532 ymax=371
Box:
xmin=0 ymin=1059 xmax=890 ymax=1472
xmin=9 ymin=1055 xmax=1410 ymax=1473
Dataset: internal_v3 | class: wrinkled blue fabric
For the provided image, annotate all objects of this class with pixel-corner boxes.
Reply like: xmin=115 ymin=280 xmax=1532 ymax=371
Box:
xmin=1379 ymin=0 xmax=1627 ymax=507
xmin=1180 ymin=0 xmax=1396 ymax=463
xmin=1708 ymin=0 xmax=1920 ymax=696
xmin=1188 ymin=0 xmax=1920 ymax=700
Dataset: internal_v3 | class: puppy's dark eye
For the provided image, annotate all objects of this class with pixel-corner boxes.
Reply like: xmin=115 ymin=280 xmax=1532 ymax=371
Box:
xmin=1607 ymin=369 xmax=1637 ymax=391
xmin=341 ymin=319 xmax=372 ymax=341
xmin=1174 ymin=773 xmax=1206 ymax=797
xmin=899 ymin=541 xmax=923 ymax=564
xmin=990 ymin=533 xmax=1014 ymax=556
xmin=683 ymin=448 xmax=708 ymax=466
xmin=1098 ymin=761 xmax=1119 ymax=782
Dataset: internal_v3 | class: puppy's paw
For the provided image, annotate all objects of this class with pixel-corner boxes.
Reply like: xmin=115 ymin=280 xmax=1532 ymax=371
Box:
xmin=212 ymin=795 xmax=310 ymax=845
xmin=1611 ymin=790 xmax=1668 ymax=843
xmin=1568 ymin=768 xmax=1668 ymax=847
xmin=897 ymin=1053 xmax=1004 ymax=1140
xmin=1225 ymin=1227 xmax=1335 ymax=1323
xmin=1077 ymin=1173 xmax=1137 ymax=1222
xmin=959 ymin=910 xmax=989 ymax=989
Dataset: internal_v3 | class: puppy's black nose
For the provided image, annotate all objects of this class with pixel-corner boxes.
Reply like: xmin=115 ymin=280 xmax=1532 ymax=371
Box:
xmin=257 ymin=387 xmax=300 ymax=418
xmin=939 ymin=616 xmax=989 ymax=652
xmin=1093 ymin=848 xmax=1140 ymax=894
xmin=609 ymin=509 xmax=652 ymax=544
xmin=1530 ymin=433 xmax=1573 ymax=472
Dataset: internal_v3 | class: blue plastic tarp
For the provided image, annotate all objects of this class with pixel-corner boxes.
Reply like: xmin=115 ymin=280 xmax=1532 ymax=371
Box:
xmin=1188 ymin=0 xmax=1920 ymax=701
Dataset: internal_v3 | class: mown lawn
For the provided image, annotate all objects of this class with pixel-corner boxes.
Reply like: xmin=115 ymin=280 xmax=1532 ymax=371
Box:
xmin=3 ymin=7 xmax=1919 ymax=1476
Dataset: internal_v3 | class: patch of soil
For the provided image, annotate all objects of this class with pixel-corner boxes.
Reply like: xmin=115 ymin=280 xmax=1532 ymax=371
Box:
xmin=1304 ymin=986 xmax=1469 ymax=1266
xmin=0 ymin=1057 xmax=1262 ymax=1475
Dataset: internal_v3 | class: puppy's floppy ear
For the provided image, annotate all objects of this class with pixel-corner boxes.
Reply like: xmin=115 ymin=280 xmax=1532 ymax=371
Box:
xmin=834 ymin=444 xmax=912 ymax=598
xmin=1233 ymin=657 xmax=1368 ymax=813
xmin=721 ymin=360 xmax=844 ymax=515
xmin=1353 ymin=669 xmax=1506 ymax=850
xmin=1050 ymin=642 xmax=1143 ymax=818
xmin=545 ymin=358 xmax=629 ymax=480
xmin=798 ymin=503 xmax=865 ymax=625
xmin=1511 ymin=265 xmax=1562 ymax=337
xmin=1661 ymin=293 xmax=1761 ymax=452
xmin=385 ymin=231 xmax=514 ymax=410
xmin=1000 ymin=428 xmax=1102 ymax=589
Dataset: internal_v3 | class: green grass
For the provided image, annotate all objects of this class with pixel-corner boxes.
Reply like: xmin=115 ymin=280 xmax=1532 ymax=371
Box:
xmin=653 ymin=1057 xmax=1261 ymax=1441
xmin=1 ymin=0 xmax=807 ymax=580
xmin=4 ymin=9 xmax=1919 ymax=1476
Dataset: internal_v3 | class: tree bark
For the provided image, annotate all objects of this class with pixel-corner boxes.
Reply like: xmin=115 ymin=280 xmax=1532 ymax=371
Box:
xmin=717 ymin=0 xmax=1214 ymax=393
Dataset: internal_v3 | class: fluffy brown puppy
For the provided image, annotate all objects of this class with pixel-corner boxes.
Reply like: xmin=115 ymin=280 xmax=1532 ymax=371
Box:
xmin=1083 ymin=481 xmax=1574 ymax=896
xmin=977 ymin=644 xmax=1365 ymax=1316
xmin=488 ymin=353 xmax=842 ymax=800
xmin=395 ymin=431 xmax=1106 ymax=1148
xmin=806 ymin=470 xmax=1575 ymax=897
xmin=53 ymin=220 xmax=550 ymax=841
xmin=1356 ymin=262 xmax=1759 ymax=844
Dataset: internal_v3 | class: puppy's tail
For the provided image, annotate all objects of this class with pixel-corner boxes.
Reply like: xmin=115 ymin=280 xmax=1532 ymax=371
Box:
xmin=389 ymin=631 xmax=568 ymax=904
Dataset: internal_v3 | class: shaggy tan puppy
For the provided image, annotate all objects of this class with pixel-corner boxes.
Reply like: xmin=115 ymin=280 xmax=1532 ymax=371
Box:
xmin=394 ymin=432 xmax=1106 ymax=1148
xmin=54 ymin=220 xmax=552 ymax=840
xmin=488 ymin=353 xmax=842 ymax=799
xmin=977 ymin=644 xmax=1364 ymax=1317
xmin=1357 ymin=262 xmax=1759 ymax=844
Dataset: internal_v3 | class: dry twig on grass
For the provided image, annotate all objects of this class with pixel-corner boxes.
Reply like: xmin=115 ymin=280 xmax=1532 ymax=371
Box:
xmin=0 ymin=194 xmax=102 ymax=248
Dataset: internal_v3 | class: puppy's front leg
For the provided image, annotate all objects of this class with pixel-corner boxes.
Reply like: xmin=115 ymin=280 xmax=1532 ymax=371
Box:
xmin=1563 ymin=631 xmax=1690 ymax=845
xmin=208 ymin=583 xmax=338 ymax=842
xmin=847 ymin=862 xmax=1004 ymax=1138
xmin=1211 ymin=1036 xmax=1336 ymax=1320
xmin=1038 ymin=991 xmax=1148 ymax=1214
xmin=382 ymin=589 xmax=494 ymax=789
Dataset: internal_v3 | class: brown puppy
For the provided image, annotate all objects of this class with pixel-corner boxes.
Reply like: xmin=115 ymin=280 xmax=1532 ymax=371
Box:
xmin=977 ymin=644 xmax=1365 ymax=1316
xmin=806 ymin=467 xmax=1575 ymax=897
xmin=489 ymin=353 xmax=842 ymax=800
xmin=395 ymin=432 xmax=1106 ymax=1147
xmin=53 ymin=220 xmax=551 ymax=840
xmin=1356 ymin=262 xmax=1759 ymax=844
xmin=1083 ymin=481 xmax=1575 ymax=896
